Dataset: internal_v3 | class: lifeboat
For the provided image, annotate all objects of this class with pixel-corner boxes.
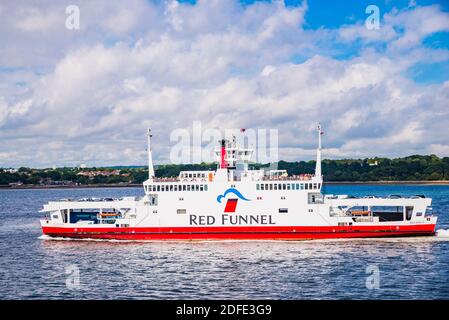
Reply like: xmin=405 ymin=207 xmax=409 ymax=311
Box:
xmin=98 ymin=212 xmax=119 ymax=217
xmin=351 ymin=210 xmax=371 ymax=216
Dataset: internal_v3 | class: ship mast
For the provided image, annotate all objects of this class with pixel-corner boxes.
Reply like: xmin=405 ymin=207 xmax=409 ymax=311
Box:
xmin=147 ymin=128 xmax=155 ymax=181
xmin=315 ymin=123 xmax=323 ymax=178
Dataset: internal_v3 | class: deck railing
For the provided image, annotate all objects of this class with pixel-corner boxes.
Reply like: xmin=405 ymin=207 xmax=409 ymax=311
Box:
xmin=262 ymin=174 xmax=313 ymax=181
xmin=151 ymin=174 xmax=314 ymax=183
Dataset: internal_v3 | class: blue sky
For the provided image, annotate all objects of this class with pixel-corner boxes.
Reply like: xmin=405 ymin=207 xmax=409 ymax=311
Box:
xmin=0 ymin=0 xmax=449 ymax=167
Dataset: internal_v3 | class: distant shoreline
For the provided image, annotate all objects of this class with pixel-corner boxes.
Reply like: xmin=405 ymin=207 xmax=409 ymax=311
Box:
xmin=324 ymin=180 xmax=449 ymax=185
xmin=1 ymin=180 xmax=449 ymax=190
xmin=0 ymin=184 xmax=142 ymax=190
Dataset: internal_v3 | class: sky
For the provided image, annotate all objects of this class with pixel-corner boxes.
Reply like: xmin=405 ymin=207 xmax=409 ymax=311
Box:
xmin=1 ymin=0 xmax=449 ymax=168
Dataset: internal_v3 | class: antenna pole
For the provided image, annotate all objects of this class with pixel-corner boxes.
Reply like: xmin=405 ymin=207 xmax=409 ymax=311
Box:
xmin=315 ymin=123 xmax=322 ymax=177
xmin=147 ymin=128 xmax=155 ymax=180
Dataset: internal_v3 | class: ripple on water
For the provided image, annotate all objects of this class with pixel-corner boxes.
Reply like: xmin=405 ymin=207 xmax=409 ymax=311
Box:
xmin=1 ymin=185 xmax=449 ymax=299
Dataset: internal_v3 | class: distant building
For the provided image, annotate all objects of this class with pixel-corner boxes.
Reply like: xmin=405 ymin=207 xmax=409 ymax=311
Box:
xmin=76 ymin=170 xmax=122 ymax=178
xmin=43 ymin=180 xmax=78 ymax=186
xmin=4 ymin=168 xmax=18 ymax=173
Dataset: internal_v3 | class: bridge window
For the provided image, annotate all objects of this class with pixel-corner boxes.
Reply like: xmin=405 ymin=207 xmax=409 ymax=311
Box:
xmin=406 ymin=206 xmax=413 ymax=221
xmin=371 ymin=206 xmax=404 ymax=222
xmin=69 ymin=209 xmax=100 ymax=224
xmin=308 ymin=193 xmax=323 ymax=204
xmin=150 ymin=195 xmax=158 ymax=205
xmin=256 ymin=184 xmax=260 ymax=190
xmin=287 ymin=184 xmax=291 ymax=190
xmin=274 ymin=184 xmax=278 ymax=190
xmin=62 ymin=210 xmax=68 ymax=223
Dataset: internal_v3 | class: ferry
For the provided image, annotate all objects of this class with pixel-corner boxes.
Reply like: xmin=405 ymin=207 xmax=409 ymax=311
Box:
xmin=40 ymin=125 xmax=437 ymax=240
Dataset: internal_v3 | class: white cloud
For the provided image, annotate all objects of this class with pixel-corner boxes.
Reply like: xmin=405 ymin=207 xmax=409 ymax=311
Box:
xmin=0 ymin=0 xmax=449 ymax=167
xmin=339 ymin=4 xmax=449 ymax=52
xmin=428 ymin=144 xmax=449 ymax=156
xmin=0 ymin=97 xmax=8 ymax=126
xmin=13 ymin=6 xmax=61 ymax=32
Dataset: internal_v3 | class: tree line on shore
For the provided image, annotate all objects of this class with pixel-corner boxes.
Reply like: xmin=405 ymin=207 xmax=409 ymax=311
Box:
xmin=1 ymin=154 xmax=449 ymax=186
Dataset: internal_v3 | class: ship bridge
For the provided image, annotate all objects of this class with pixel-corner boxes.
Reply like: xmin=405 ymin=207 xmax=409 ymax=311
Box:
xmin=142 ymin=125 xmax=324 ymax=190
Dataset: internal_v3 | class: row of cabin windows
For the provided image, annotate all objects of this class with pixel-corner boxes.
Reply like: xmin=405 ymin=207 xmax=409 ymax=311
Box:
xmin=256 ymin=182 xmax=321 ymax=191
xmin=180 ymin=172 xmax=208 ymax=179
xmin=145 ymin=184 xmax=208 ymax=193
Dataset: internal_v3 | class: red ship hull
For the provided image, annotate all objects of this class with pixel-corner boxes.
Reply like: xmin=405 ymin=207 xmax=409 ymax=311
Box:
xmin=42 ymin=224 xmax=436 ymax=241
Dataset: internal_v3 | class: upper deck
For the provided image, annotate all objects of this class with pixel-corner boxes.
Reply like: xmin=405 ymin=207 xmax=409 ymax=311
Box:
xmin=149 ymin=172 xmax=314 ymax=183
xmin=143 ymin=131 xmax=321 ymax=194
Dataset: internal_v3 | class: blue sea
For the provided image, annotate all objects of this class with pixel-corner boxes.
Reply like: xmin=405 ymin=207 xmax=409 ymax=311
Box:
xmin=0 ymin=184 xmax=448 ymax=300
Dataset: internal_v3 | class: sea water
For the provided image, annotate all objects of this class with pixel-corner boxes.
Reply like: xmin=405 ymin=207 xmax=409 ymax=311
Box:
xmin=0 ymin=185 xmax=448 ymax=299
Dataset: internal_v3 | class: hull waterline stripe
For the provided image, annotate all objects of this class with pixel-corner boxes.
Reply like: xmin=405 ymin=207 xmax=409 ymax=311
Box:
xmin=47 ymin=230 xmax=435 ymax=235
xmin=42 ymin=224 xmax=436 ymax=240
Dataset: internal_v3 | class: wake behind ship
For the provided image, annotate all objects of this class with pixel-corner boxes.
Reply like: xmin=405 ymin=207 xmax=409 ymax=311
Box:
xmin=40 ymin=125 xmax=437 ymax=240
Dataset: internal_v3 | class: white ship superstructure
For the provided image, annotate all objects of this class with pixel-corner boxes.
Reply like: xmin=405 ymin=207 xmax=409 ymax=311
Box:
xmin=40 ymin=125 xmax=437 ymax=240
